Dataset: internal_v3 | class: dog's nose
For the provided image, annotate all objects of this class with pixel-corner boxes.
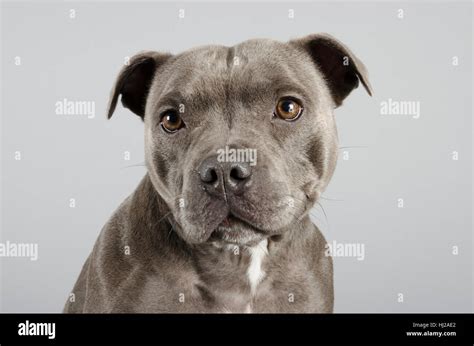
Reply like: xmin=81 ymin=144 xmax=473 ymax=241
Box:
xmin=227 ymin=161 xmax=252 ymax=195
xmin=198 ymin=156 xmax=252 ymax=197
xmin=199 ymin=157 xmax=220 ymax=185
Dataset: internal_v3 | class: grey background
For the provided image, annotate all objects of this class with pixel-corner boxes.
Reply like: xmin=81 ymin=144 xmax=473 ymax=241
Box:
xmin=0 ymin=1 xmax=472 ymax=312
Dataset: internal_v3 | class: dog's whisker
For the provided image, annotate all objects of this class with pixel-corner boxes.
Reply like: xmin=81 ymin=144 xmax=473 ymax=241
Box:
xmin=308 ymin=210 xmax=325 ymax=223
xmin=320 ymin=196 xmax=344 ymax=202
xmin=166 ymin=226 xmax=174 ymax=241
xmin=316 ymin=201 xmax=330 ymax=227
xmin=121 ymin=162 xmax=147 ymax=169
xmin=156 ymin=211 xmax=172 ymax=225
xmin=338 ymin=146 xmax=368 ymax=150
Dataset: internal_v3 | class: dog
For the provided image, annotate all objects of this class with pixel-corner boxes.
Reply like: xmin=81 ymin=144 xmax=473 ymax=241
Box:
xmin=64 ymin=33 xmax=372 ymax=313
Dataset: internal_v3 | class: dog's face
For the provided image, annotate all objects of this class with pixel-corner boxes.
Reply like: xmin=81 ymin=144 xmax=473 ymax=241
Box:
xmin=107 ymin=34 xmax=372 ymax=246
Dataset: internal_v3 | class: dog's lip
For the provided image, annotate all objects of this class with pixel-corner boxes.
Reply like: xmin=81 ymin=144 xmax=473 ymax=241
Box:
xmin=217 ymin=212 xmax=262 ymax=232
xmin=208 ymin=212 xmax=265 ymax=243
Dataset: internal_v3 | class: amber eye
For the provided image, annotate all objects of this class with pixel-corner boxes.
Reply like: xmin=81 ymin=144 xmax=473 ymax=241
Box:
xmin=160 ymin=110 xmax=184 ymax=133
xmin=274 ymin=98 xmax=304 ymax=121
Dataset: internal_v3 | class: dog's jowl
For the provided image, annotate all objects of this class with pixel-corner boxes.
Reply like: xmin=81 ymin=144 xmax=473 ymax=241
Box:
xmin=64 ymin=33 xmax=372 ymax=313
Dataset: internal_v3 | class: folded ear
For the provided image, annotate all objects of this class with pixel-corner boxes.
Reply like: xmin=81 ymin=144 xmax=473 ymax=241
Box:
xmin=107 ymin=51 xmax=172 ymax=119
xmin=290 ymin=33 xmax=373 ymax=107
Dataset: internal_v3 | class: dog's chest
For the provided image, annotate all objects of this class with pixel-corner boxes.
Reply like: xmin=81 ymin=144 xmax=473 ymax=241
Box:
xmin=192 ymin=240 xmax=318 ymax=313
xmin=192 ymin=240 xmax=269 ymax=313
xmin=246 ymin=240 xmax=268 ymax=296
xmin=121 ymin=238 xmax=321 ymax=313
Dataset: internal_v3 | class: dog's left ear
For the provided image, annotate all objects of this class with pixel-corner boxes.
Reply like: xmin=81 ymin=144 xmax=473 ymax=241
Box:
xmin=290 ymin=33 xmax=373 ymax=107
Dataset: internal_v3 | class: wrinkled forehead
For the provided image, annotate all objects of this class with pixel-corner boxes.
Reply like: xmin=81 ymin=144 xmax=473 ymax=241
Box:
xmin=153 ymin=40 xmax=312 ymax=109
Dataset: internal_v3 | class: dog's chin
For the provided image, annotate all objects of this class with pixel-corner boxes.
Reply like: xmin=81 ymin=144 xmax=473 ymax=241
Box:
xmin=208 ymin=215 xmax=267 ymax=246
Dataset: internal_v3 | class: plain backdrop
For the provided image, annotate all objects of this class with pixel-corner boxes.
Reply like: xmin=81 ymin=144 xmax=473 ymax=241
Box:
xmin=1 ymin=0 xmax=472 ymax=312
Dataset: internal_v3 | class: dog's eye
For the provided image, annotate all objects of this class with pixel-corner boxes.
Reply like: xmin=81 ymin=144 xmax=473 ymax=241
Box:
xmin=274 ymin=98 xmax=303 ymax=121
xmin=160 ymin=111 xmax=184 ymax=133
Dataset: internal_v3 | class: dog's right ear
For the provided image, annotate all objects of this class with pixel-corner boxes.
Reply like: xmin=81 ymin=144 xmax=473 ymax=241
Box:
xmin=107 ymin=51 xmax=172 ymax=120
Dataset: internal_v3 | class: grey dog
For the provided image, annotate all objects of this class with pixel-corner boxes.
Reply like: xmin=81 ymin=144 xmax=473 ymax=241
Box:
xmin=64 ymin=33 xmax=372 ymax=313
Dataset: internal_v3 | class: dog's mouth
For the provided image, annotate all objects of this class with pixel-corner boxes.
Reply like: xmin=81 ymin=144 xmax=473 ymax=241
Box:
xmin=208 ymin=213 xmax=266 ymax=246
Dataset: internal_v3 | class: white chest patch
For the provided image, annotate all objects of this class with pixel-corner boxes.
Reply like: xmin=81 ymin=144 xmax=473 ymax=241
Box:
xmin=246 ymin=239 xmax=268 ymax=296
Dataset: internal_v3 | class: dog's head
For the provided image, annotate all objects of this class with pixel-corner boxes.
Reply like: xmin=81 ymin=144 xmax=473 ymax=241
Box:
xmin=107 ymin=33 xmax=372 ymax=246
